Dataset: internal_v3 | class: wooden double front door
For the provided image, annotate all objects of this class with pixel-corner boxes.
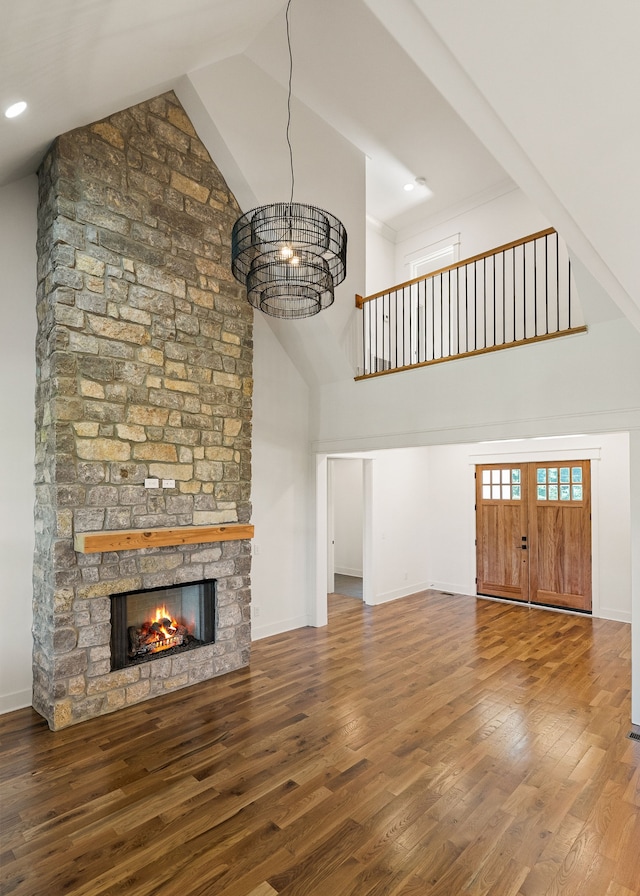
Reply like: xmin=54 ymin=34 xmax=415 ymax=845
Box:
xmin=476 ymin=461 xmax=591 ymax=612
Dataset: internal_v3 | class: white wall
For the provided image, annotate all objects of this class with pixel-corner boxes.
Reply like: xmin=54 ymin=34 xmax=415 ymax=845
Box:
xmin=365 ymin=219 xmax=396 ymax=296
xmin=331 ymin=458 xmax=363 ymax=577
xmin=369 ymin=448 xmax=430 ymax=604
xmin=250 ymin=314 xmax=313 ymax=639
xmin=0 ymin=176 xmax=37 ymax=712
xmin=394 ymin=187 xmax=548 ymax=284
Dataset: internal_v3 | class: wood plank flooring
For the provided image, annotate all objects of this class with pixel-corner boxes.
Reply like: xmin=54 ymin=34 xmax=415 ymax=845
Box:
xmin=1 ymin=590 xmax=638 ymax=895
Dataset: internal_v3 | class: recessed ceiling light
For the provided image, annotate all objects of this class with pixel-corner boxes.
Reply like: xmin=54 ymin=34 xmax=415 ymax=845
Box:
xmin=403 ymin=183 xmax=414 ymax=192
xmin=5 ymin=101 xmax=27 ymax=119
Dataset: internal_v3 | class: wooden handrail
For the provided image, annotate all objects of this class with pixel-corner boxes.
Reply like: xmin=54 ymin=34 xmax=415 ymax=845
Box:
xmin=355 ymin=227 xmax=556 ymax=307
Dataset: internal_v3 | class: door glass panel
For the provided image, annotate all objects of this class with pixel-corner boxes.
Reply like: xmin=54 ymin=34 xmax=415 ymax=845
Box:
xmin=537 ymin=485 xmax=547 ymax=500
xmin=549 ymin=484 xmax=559 ymax=501
xmin=548 ymin=468 xmax=558 ymax=484
xmin=572 ymin=485 xmax=583 ymax=501
xmin=560 ymin=467 xmax=570 ymax=483
xmin=560 ymin=485 xmax=570 ymax=501
xmin=537 ymin=468 xmax=546 ymax=484
xmin=481 ymin=467 xmax=525 ymax=501
xmin=572 ymin=467 xmax=583 ymax=483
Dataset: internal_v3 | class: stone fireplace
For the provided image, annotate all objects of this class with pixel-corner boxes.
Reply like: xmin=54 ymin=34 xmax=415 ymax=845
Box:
xmin=33 ymin=92 xmax=253 ymax=730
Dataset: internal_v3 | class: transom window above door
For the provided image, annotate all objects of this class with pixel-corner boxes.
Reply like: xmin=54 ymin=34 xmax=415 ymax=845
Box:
xmin=481 ymin=468 xmax=522 ymax=501
xmin=535 ymin=465 xmax=584 ymax=502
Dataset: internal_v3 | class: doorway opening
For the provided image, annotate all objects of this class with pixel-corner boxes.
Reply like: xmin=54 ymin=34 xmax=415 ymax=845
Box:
xmin=328 ymin=457 xmax=364 ymax=602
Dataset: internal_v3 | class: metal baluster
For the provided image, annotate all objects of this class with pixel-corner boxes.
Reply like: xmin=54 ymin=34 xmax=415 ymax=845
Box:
xmin=523 ymin=242 xmax=527 ymax=339
xmin=395 ymin=289 xmax=399 ymax=369
xmin=544 ymin=233 xmax=549 ymax=334
xmin=364 ymin=300 xmax=368 ymax=374
xmin=448 ymin=269 xmax=452 ymax=357
xmin=388 ymin=292 xmax=392 ymax=371
xmin=568 ymin=255 xmax=572 ymax=329
xmin=533 ymin=240 xmax=538 ymax=336
xmin=465 ymin=264 xmax=469 ymax=352
xmin=556 ymin=231 xmax=560 ymax=331
xmin=512 ymin=246 xmax=516 ymax=342
xmin=407 ymin=285 xmax=412 ymax=366
xmin=421 ymin=280 xmax=424 ymax=362
xmin=502 ymin=250 xmax=506 ymax=345
xmin=474 ymin=260 xmax=478 ymax=351
xmin=492 ymin=253 xmax=496 ymax=348
xmin=456 ymin=265 xmax=460 ymax=354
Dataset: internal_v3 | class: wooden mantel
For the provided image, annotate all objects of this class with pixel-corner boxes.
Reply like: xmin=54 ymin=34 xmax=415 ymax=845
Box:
xmin=74 ymin=524 xmax=254 ymax=554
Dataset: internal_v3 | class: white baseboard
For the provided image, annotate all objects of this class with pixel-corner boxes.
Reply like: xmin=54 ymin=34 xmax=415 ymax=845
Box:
xmin=0 ymin=689 xmax=32 ymax=715
xmin=335 ymin=567 xmax=363 ymax=578
xmin=251 ymin=614 xmax=309 ymax=641
xmin=428 ymin=581 xmax=476 ymax=597
xmin=370 ymin=581 xmax=432 ymax=606
xmin=596 ymin=608 xmax=631 ymax=624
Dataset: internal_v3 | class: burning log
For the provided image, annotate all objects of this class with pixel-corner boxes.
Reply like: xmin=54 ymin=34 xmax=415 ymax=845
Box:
xmin=128 ymin=620 xmax=190 ymax=658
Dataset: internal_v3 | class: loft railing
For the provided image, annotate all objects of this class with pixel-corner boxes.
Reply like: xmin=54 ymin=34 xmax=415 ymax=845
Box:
xmin=355 ymin=228 xmax=586 ymax=379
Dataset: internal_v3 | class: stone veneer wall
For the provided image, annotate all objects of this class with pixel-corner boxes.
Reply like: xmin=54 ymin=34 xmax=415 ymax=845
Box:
xmin=34 ymin=92 xmax=253 ymax=730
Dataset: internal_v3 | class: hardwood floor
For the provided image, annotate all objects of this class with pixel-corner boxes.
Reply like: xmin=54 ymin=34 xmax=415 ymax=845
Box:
xmin=1 ymin=590 xmax=638 ymax=896
xmin=331 ymin=574 xmax=363 ymax=600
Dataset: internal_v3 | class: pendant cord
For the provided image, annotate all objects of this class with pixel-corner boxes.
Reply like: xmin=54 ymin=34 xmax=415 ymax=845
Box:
xmin=285 ymin=0 xmax=294 ymax=207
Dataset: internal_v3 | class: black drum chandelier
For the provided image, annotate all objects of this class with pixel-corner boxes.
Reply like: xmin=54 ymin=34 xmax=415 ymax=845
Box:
xmin=231 ymin=0 xmax=347 ymax=320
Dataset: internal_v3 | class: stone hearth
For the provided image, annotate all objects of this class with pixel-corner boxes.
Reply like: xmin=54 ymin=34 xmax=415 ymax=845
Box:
xmin=33 ymin=92 xmax=253 ymax=730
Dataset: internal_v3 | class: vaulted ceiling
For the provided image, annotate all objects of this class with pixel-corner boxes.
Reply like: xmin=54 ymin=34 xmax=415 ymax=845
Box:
xmin=1 ymin=0 xmax=638 ymax=333
xmin=0 ymin=0 xmax=511 ymax=237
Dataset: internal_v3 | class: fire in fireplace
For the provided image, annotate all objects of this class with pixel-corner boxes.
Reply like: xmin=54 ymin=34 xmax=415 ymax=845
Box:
xmin=110 ymin=580 xmax=216 ymax=670
xmin=129 ymin=604 xmax=189 ymax=658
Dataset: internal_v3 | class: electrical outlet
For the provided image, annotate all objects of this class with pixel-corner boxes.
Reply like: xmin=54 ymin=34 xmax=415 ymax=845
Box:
xmin=144 ymin=478 xmax=159 ymax=489
xmin=162 ymin=479 xmax=175 ymax=489
xmin=253 ymin=606 xmax=260 ymax=618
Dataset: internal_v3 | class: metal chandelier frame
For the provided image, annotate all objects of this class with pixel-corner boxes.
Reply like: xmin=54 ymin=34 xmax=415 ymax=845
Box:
xmin=230 ymin=0 xmax=347 ymax=320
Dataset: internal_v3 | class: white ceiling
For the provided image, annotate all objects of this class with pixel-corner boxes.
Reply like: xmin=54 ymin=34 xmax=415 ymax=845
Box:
xmin=3 ymin=0 xmax=638 ymax=335
xmin=0 ymin=0 xmax=511 ymax=238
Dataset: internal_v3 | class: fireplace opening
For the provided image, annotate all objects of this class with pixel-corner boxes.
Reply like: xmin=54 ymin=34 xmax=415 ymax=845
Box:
xmin=110 ymin=580 xmax=216 ymax=670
